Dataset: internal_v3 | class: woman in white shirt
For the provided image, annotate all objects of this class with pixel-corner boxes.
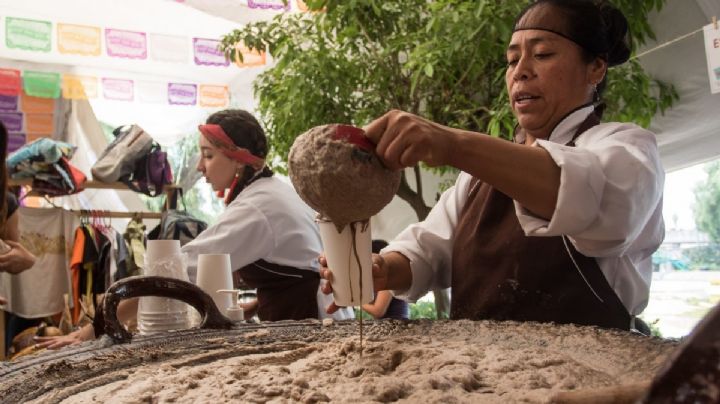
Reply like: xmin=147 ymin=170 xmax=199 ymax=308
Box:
xmin=182 ymin=109 xmax=353 ymax=321
xmin=323 ymin=0 xmax=663 ymax=332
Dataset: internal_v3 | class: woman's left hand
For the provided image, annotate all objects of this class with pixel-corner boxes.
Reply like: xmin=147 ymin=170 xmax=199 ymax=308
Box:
xmin=0 ymin=240 xmax=36 ymax=274
xmin=364 ymin=110 xmax=458 ymax=170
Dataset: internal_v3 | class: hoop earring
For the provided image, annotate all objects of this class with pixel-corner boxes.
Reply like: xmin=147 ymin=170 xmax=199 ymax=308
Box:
xmin=592 ymin=84 xmax=600 ymax=103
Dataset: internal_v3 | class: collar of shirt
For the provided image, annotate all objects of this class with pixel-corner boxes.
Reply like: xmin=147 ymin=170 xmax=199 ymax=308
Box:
xmin=545 ymin=105 xmax=595 ymax=145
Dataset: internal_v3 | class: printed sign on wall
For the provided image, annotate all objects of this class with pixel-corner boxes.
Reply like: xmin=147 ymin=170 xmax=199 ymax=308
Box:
xmin=0 ymin=69 xmax=22 ymax=96
xmin=704 ymin=24 xmax=720 ymax=94
xmin=20 ymin=93 xmax=55 ymax=114
xmin=150 ymin=34 xmax=188 ymax=63
xmin=136 ymin=81 xmax=167 ymax=104
xmin=25 ymin=113 xmax=54 ymax=135
xmin=105 ymin=28 xmax=147 ymax=59
xmin=234 ymin=44 xmax=266 ymax=68
xmin=0 ymin=94 xmax=18 ymax=111
xmin=8 ymin=132 xmax=26 ymax=153
xmin=247 ymin=0 xmax=290 ymax=10
xmin=193 ymin=38 xmax=229 ymax=66
xmin=62 ymin=75 xmax=98 ymax=99
xmin=0 ymin=112 xmax=23 ymax=132
xmin=199 ymin=85 xmax=229 ymax=107
xmin=168 ymin=82 xmax=197 ymax=105
xmin=23 ymin=71 xmax=61 ymax=99
xmin=102 ymin=78 xmax=134 ymax=101
xmin=57 ymin=23 xmax=102 ymax=56
xmin=5 ymin=17 xmax=52 ymax=52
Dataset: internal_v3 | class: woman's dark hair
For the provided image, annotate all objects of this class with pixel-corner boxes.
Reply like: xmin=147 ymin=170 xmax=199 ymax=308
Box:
xmin=206 ymin=109 xmax=273 ymax=203
xmin=0 ymin=121 xmax=8 ymax=230
xmin=514 ymin=0 xmax=631 ymax=103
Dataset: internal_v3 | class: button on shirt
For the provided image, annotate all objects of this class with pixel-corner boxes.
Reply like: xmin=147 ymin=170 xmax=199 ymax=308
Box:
xmin=385 ymin=106 xmax=664 ymax=316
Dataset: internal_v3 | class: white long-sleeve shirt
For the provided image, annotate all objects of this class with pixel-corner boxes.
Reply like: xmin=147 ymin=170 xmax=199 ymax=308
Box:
xmin=182 ymin=176 xmax=354 ymax=320
xmin=386 ymin=106 xmax=664 ymax=316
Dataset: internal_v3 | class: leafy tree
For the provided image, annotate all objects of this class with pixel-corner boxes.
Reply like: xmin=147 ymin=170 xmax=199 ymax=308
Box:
xmin=694 ymin=161 xmax=720 ymax=243
xmin=222 ymin=0 xmax=676 ymax=221
xmin=683 ymin=245 xmax=720 ymax=271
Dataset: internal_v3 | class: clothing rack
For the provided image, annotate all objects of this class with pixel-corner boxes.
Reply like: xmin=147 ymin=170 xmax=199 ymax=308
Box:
xmin=8 ymin=178 xmax=178 ymax=218
xmin=70 ymin=210 xmax=163 ymax=220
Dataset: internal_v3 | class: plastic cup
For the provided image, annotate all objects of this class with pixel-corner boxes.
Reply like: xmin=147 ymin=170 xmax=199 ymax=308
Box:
xmin=145 ymin=240 xmax=182 ymax=264
xmin=317 ymin=219 xmax=374 ymax=306
xmin=139 ymin=239 xmax=190 ymax=334
xmin=195 ymin=254 xmax=233 ymax=314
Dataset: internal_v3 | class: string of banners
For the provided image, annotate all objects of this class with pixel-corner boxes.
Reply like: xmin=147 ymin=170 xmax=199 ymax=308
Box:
xmin=175 ymin=0 xmax=311 ymax=12
xmin=0 ymin=68 xmax=233 ymax=153
xmin=4 ymin=16 xmax=266 ymax=69
xmin=0 ymin=68 xmax=232 ymax=107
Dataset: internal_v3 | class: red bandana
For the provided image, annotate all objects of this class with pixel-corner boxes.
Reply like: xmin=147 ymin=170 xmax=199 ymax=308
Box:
xmin=198 ymin=124 xmax=266 ymax=170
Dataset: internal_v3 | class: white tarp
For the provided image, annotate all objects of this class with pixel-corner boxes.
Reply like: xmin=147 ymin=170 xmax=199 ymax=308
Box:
xmin=1 ymin=0 xmax=718 ymax=240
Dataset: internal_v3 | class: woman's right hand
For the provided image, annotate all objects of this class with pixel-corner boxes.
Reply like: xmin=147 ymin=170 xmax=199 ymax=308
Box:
xmin=34 ymin=325 xmax=94 ymax=350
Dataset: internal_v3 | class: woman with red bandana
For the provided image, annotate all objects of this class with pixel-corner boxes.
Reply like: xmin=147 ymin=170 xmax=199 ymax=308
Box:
xmin=181 ymin=109 xmax=345 ymax=321
xmin=322 ymin=0 xmax=664 ymax=333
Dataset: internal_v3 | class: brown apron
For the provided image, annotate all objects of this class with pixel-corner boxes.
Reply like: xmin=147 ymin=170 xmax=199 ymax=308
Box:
xmin=451 ymin=113 xmax=631 ymax=330
xmin=236 ymin=260 xmax=320 ymax=321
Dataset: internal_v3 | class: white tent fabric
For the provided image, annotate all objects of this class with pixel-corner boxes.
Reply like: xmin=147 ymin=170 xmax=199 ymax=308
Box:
xmin=0 ymin=0 xmax=717 ymax=241
xmin=643 ymin=0 xmax=720 ymax=172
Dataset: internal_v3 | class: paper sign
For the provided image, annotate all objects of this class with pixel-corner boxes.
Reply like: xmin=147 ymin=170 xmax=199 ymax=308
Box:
xmin=25 ymin=113 xmax=54 ymax=135
xmin=199 ymin=85 xmax=229 ymax=107
xmin=136 ymin=81 xmax=167 ymax=104
xmin=23 ymin=71 xmax=61 ymax=99
xmin=193 ymin=38 xmax=229 ymax=66
xmin=0 ymin=69 xmax=22 ymax=96
xmin=0 ymin=94 xmax=18 ymax=111
xmin=102 ymin=78 xmax=134 ymax=101
xmin=247 ymin=0 xmax=290 ymax=10
xmin=26 ymin=133 xmax=50 ymax=143
xmin=8 ymin=132 xmax=26 ymax=153
xmin=105 ymin=28 xmax=147 ymax=59
xmin=20 ymin=93 xmax=55 ymax=114
xmin=168 ymin=82 xmax=197 ymax=105
xmin=0 ymin=112 xmax=23 ymax=132
xmin=234 ymin=44 xmax=266 ymax=67
xmin=5 ymin=17 xmax=52 ymax=52
xmin=62 ymin=75 xmax=98 ymax=99
xmin=57 ymin=23 xmax=101 ymax=56
xmin=149 ymin=34 xmax=188 ymax=63
xmin=704 ymin=24 xmax=720 ymax=94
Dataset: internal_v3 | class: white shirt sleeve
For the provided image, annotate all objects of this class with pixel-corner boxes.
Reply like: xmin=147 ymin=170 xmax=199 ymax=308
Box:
xmin=515 ymin=123 xmax=665 ymax=258
xmin=182 ymin=199 xmax=275 ymax=283
xmin=383 ymin=173 xmax=473 ymax=301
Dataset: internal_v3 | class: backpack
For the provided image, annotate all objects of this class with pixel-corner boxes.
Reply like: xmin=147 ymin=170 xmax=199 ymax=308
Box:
xmin=121 ymin=142 xmax=173 ymax=197
xmin=91 ymin=125 xmax=153 ymax=183
xmin=148 ymin=190 xmax=207 ymax=246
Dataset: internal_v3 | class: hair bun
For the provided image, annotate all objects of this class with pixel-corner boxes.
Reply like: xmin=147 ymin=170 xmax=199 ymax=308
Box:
xmin=599 ymin=3 xmax=631 ymax=66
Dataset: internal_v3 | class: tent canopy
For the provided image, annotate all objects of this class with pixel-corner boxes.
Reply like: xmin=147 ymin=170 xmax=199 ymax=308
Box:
xmin=0 ymin=0 xmax=718 ymax=241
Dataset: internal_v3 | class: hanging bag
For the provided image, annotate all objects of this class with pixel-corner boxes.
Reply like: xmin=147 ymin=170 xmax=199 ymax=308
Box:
xmin=122 ymin=142 xmax=174 ymax=197
xmin=91 ymin=125 xmax=153 ymax=183
xmin=148 ymin=189 xmax=207 ymax=246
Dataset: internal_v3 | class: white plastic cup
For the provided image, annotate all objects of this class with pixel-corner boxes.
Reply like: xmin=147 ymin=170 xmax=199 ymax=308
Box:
xmin=195 ymin=254 xmax=233 ymax=314
xmin=139 ymin=239 xmax=190 ymax=334
xmin=318 ymin=219 xmax=374 ymax=306
xmin=145 ymin=240 xmax=182 ymax=265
